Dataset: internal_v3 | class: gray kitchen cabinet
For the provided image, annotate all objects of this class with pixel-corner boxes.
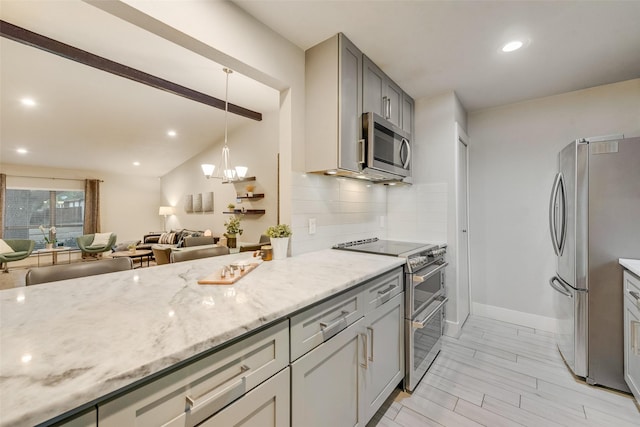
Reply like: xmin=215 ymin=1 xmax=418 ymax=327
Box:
xmin=56 ymin=409 xmax=96 ymax=427
xmin=362 ymin=292 xmax=404 ymax=422
xmin=98 ymin=320 xmax=288 ymax=427
xmin=291 ymin=318 xmax=366 ymax=427
xmin=197 ymin=367 xmax=290 ymax=427
xmin=402 ymin=91 xmax=415 ymax=136
xmin=306 ymin=32 xmax=363 ymax=175
xmin=624 ymin=270 xmax=640 ymax=402
xmin=363 ymin=55 xmax=403 ymax=128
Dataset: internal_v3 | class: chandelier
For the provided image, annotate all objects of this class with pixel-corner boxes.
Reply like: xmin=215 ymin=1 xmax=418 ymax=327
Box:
xmin=201 ymin=68 xmax=247 ymax=182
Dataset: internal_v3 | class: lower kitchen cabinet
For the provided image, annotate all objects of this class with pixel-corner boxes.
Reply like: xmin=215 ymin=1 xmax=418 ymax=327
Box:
xmin=97 ymin=320 xmax=288 ymax=427
xmin=198 ymin=367 xmax=290 ymax=427
xmin=363 ymin=292 xmax=404 ymax=422
xmin=55 ymin=409 xmax=97 ymax=427
xmin=291 ymin=318 xmax=366 ymax=427
xmin=624 ymin=270 xmax=640 ymax=402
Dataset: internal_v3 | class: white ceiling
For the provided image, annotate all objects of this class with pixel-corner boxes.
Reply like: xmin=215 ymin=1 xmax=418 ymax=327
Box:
xmin=235 ymin=0 xmax=640 ymax=111
xmin=2 ymin=1 xmax=639 ymax=178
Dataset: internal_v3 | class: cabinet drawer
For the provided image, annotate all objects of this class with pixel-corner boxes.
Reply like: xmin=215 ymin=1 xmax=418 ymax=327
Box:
xmin=290 ymin=285 xmax=364 ymax=361
xmin=198 ymin=367 xmax=290 ymax=427
xmin=624 ymin=271 xmax=640 ymax=309
xmin=624 ymin=297 xmax=640 ymax=403
xmin=99 ymin=320 xmax=289 ymax=427
xmin=362 ymin=267 xmax=403 ymax=314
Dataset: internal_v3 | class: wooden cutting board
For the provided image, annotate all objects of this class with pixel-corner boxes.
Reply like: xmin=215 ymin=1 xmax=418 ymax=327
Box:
xmin=197 ymin=263 xmax=260 ymax=285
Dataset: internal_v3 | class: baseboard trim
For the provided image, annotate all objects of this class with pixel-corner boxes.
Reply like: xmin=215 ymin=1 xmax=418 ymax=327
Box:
xmin=471 ymin=302 xmax=557 ymax=333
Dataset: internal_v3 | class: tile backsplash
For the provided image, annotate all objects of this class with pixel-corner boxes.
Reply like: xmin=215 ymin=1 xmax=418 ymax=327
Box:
xmin=290 ymin=172 xmax=448 ymax=255
xmin=290 ymin=171 xmax=387 ymax=254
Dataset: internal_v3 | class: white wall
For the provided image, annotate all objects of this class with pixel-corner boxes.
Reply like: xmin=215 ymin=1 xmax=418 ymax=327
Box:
xmin=0 ymin=163 xmax=160 ymax=258
xmin=468 ymin=78 xmax=640 ymax=330
xmin=160 ymin=110 xmax=279 ymax=242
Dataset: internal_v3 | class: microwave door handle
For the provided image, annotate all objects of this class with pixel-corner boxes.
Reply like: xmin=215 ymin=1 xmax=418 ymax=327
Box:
xmin=400 ymin=138 xmax=411 ymax=169
xmin=548 ymin=173 xmax=562 ymax=256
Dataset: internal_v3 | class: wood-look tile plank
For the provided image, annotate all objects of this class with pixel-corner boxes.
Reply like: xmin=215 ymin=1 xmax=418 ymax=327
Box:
xmin=411 ymin=382 xmax=459 ymax=411
xmin=393 ymin=407 xmax=443 ymax=427
xmin=583 ymin=404 xmax=640 ymax=426
xmin=481 ymin=395 xmax=565 ymax=427
xmin=400 ymin=394 xmax=484 ymax=427
xmin=442 ymin=335 xmax=518 ymax=362
xmin=421 ymin=371 xmax=485 ymax=406
xmin=454 ymin=398 xmax=524 ymax=427
xmin=456 ymin=332 xmax=563 ymax=363
xmin=366 ymin=413 xmax=405 ymax=427
xmin=466 ymin=316 xmax=535 ymax=334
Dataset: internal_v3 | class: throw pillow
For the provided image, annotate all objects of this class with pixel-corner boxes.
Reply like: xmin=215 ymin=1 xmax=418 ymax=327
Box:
xmin=159 ymin=232 xmax=176 ymax=244
xmin=113 ymin=240 xmax=141 ymax=252
xmin=92 ymin=232 xmax=113 ymax=246
xmin=0 ymin=239 xmax=15 ymax=254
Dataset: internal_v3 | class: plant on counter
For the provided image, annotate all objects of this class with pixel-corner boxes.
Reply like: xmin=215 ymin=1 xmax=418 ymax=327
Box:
xmin=265 ymin=224 xmax=292 ymax=238
xmin=224 ymin=216 xmax=243 ymax=237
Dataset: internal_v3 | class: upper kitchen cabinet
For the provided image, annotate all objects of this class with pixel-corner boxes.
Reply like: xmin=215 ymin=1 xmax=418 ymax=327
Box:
xmin=363 ymin=56 xmax=403 ymax=128
xmin=306 ymin=33 xmax=363 ymax=175
xmin=402 ymin=91 xmax=415 ymax=136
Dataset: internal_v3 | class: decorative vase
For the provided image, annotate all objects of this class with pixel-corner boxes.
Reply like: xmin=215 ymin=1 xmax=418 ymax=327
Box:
xmin=45 ymin=243 xmax=53 ymax=250
xmin=227 ymin=235 xmax=237 ymax=249
xmin=270 ymin=237 xmax=289 ymax=260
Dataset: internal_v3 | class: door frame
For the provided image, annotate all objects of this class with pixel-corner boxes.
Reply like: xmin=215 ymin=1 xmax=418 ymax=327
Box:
xmin=454 ymin=122 xmax=471 ymax=334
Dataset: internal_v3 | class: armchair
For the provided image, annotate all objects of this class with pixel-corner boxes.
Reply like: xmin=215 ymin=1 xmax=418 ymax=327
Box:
xmin=0 ymin=239 xmax=35 ymax=272
xmin=76 ymin=233 xmax=117 ymax=256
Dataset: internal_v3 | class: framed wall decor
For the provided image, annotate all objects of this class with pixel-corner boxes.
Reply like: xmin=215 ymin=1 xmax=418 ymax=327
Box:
xmin=184 ymin=194 xmax=193 ymax=213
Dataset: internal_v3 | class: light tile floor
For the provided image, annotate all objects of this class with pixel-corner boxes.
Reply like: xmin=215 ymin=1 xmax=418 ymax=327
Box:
xmin=368 ymin=315 xmax=640 ymax=427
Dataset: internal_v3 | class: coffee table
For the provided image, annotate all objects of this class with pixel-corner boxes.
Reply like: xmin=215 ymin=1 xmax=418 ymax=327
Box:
xmin=33 ymin=247 xmax=73 ymax=267
xmin=111 ymin=249 xmax=153 ymax=268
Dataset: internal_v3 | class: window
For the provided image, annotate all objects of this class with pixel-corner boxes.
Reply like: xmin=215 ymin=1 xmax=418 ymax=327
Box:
xmin=3 ymin=189 xmax=85 ymax=249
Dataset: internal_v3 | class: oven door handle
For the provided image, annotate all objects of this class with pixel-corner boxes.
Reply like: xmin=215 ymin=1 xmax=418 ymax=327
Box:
xmin=413 ymin=262 xmax=449 ymax=283
xmin=412 ymin=297 xmax=448 ymax=329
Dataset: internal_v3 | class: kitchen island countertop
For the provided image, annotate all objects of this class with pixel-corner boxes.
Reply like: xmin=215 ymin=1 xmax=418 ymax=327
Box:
xmin=620 ymin=258 xmax=640 ymax=277
xmin=0 ymin=249 xmax=405 ymax=427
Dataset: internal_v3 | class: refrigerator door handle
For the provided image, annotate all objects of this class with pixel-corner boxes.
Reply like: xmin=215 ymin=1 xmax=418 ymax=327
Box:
xmin=557 ymin=174 xmax=567 ymax=255
xmin=549 ymin=276 xmax=573 ymax=298
xmin=549 ymin=173 xmax=562 ymax=255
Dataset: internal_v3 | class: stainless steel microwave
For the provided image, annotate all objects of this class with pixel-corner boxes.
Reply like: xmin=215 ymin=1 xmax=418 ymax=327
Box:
xmin=362 ymin=112 xmax=411 ymax=180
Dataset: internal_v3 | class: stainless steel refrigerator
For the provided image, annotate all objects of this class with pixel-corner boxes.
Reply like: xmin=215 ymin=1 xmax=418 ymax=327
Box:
xmin=549 ymin=136 xmax=640 ymax=392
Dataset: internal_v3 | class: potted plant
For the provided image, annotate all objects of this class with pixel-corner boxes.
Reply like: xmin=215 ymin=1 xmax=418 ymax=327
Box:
xmin=227 ymin=203 xmax=236 ymax=212
xmin=39 ymin=225 xmax=57 ymax=249
xmin=265 ymin=224 xmax=292 ymax=260
xmin=127 ymin=242 xmax=137 ymax=254
xmin=224 ymin=216 xmax=243 ymax=248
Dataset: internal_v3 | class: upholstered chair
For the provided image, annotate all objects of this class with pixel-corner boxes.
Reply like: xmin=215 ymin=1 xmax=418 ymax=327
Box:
xmin=0 ymin=239 xmax=35 ymax=272
xmin=170 ymin=246 xmax=230 ymax=263
xmin=25 ymin=258 xmax=133 ymax=286
xmin=76 ymin=233 xmax=117 ymax=256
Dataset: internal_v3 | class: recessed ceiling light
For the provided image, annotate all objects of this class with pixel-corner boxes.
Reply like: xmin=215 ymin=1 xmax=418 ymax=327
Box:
xmin=16 ymin=148 xmax=28 ymax=154
xmin=133 ymin=161 xmax=140 ymax=166
xmin=502 ymin=40 xmax=523 ymax=53
xmin=167 ymin=130 xmax=177 ymax=137
xmin=21 ymin=98 xmax=37 ymax=107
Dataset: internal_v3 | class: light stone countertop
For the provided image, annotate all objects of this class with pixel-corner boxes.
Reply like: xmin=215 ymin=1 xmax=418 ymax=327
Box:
xmin=0 ymin=249 xmax=405 ymax=427
xmin=620 ymin=258 xmax=640 ymax=277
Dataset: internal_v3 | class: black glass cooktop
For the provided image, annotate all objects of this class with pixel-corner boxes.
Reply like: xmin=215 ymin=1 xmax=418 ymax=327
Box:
xmin=332 ymin=238 xmax=435 ymax=257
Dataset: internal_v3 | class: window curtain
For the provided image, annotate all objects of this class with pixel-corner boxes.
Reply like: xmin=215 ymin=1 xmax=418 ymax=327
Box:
xmin=0 ymin=173 xmax=5 ymax=238
xmin=83 ymin=179 xmax=101 ymax=234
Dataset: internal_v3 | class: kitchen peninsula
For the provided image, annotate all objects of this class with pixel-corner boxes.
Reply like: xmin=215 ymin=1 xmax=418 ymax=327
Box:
xmin=0 ymin=250 xmax=405 ymax=426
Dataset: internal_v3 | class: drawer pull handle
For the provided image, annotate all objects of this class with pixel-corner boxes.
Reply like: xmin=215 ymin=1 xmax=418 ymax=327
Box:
xmin=366 ymin=326 xmax=374 ymax=362
xmin=377 ymin=285 xmax=396 ymax=303
xmin=185 ymin=364 xmax=250 ymax=414
xmin=630 ymin=290 xmax=640 ymax=305
xmin=319 ymin=310 xmax=350 ymax=338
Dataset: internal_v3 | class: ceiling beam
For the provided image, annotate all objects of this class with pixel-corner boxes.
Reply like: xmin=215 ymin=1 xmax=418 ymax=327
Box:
xmin=0 ymin=20 xmax=262 ymax=122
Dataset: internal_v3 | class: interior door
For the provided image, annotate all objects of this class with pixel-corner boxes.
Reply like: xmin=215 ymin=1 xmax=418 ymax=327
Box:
xmin=457 ymin=127 xmax=470 ymax=326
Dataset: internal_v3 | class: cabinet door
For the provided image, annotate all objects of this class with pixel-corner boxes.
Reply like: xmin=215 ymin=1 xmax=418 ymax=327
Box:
xmin=198 ymin=368 xmax=290 ymax=427
xmin=402 ymin=92 xmax=414 ymax=136
xmin=624 ymin=271 xmax=640 ymax=402
xmin=291 ymin=318 xmax=366 ymax=427
xmin=385 ymin=79 xmax=402 ymax=128
xmin=363 ymin=55 xmax=385 ymax=117
xmin=338 ymin=34 xmax=363 ymax=172
xmin=363 ymin=293 xmax=404 ymax=423
xmin=56 ymin=409 xmax=97 ymax=427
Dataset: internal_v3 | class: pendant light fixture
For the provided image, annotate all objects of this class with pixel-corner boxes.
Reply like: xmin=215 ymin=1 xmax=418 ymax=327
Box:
xmin=201 ymin=67 xmax=248 ymax=182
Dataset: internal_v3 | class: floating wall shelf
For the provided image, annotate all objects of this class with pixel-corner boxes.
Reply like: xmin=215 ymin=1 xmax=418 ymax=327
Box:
xmin=223 ymin=210 xmax=266 ymax=215
xmin=222 ymin=176 xmax=256 ymax=184
xmin=236 ymin=193 xmax=264 ymax=200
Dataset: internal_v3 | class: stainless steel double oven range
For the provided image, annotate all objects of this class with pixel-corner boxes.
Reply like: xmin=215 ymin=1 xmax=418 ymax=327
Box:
xmin=333 ymin=238 xmax=448 ymax=392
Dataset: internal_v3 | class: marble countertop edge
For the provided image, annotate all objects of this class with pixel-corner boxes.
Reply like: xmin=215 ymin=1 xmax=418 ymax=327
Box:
xmin=620 ymin=258 xmax=640 ymax=277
